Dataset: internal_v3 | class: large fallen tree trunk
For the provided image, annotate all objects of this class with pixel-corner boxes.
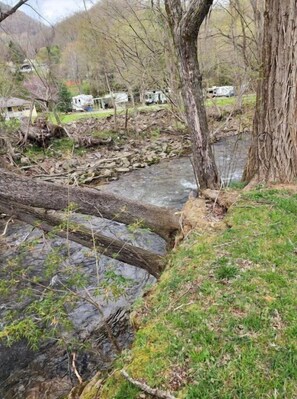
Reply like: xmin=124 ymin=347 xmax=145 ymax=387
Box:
xmin=0 ymin=199 xmax=164 ymax=278
xmin=0 ymin=169 xmax=179 ymax=241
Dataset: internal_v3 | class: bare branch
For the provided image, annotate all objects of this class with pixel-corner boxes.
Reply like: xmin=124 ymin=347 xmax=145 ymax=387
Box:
xmin=0 ymin=0 xmax=29 ymax=23
xmin=121 ymin=370 xmax=176 ymax=399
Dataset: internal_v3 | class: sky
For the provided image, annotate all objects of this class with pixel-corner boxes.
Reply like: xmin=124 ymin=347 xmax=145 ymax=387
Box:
xmin=2 ymin=0 xmax=98 ymax=24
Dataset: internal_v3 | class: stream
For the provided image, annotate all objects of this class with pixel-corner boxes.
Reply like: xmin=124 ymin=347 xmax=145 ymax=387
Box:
xmin=103 ymin=133 xmax=250 ymax=207
xmin=0 ymin=134 xmax=249 ymax=399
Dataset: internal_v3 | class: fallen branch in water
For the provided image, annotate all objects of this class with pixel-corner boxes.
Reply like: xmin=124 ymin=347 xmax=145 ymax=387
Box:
xmin=121 ymin=370 xmax=176 ymax=399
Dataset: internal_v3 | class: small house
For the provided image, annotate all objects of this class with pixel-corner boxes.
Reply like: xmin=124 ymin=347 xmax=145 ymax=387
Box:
xmin=0 ymin=97 xmax=37 ymax=120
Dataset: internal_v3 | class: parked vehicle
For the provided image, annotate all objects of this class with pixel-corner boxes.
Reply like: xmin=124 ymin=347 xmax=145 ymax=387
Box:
xmin=72 ymin=94 xmax=94 ymax=112
xmin=213 ymin=86 xmax=235 ymax=97
xmin=93 ymin=92 xmax=129 ymax=109
xmin=145 ymin=90 xmax=168 ymax=105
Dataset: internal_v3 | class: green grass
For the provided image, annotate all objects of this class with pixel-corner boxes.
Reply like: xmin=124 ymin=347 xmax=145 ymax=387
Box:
xmin=206 ymin=93 xmax=256 ymax=107
xmin=48 ymin=94 xmax=256 ymax=125
xmin=49 ymin=104 xmax=168 ymax=124
xmin=24 ymin=138 xmax=86 ymax=160
xmin=98 ymin=188 xmax=297 ymax=399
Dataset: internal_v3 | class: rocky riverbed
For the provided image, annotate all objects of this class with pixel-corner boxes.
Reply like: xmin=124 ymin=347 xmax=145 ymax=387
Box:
xmin=17 ymin=108 xmax=250 ymax=187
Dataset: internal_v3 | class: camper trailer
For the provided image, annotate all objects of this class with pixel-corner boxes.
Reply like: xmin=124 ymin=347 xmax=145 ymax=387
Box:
xmin=213 ymin=86 xmax=235 ymax=97
xmin=94 ymin=92 xmax=129 ymax=109
xmin=144 ymin=90 xmax=168 ymax=105
xmin=72 ymin=94 xmax=94 ymax=112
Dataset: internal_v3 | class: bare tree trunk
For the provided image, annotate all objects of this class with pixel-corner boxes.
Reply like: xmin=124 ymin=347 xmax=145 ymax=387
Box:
xmin=243 ymin=0 xmax=297 ymax=183
xmin=178 ymin=36 xmax=219 ymax=190
xmin=165 ymin=0 xmax=219 ymax=190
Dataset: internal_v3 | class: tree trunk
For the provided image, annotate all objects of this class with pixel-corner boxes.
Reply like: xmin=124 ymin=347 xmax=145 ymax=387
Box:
xmin=0 ymin=169 xmax=179 ymax=241
xmin=164 ymin=0 xmax=219 ymax=191
xmin=243 ymin=0 xmax=297 ymax=183
xmin=177 ymin=36 xmax=219 ymax=190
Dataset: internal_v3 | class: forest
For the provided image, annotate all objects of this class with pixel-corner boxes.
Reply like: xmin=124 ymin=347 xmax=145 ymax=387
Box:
xmin=0 ymin=1 xmax=296 ymax=398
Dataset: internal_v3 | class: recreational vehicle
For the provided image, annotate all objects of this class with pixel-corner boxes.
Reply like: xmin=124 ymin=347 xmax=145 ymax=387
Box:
xmin=72 ymin=94 xmax=94 ymax=112
xmin=144 ymin=90 xmax=168 ymax=105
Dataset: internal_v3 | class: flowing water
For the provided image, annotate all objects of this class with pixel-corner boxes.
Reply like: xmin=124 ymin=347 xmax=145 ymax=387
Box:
xmin=102 ymin=134 xmax=250 ymax=207
xmin=0 ymin=134 xmax=250 ymax=398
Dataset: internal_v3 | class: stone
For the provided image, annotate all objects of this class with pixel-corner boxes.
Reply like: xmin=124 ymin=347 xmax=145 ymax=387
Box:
xmin=115 ymin=167 xmax=131 ymax=173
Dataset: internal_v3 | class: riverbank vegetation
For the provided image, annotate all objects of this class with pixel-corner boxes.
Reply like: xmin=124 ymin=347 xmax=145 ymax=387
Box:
xmin=86 ymin=187 xmax=297 ymax=398
xmin=0 ymin=0 xmax=297 ymax=397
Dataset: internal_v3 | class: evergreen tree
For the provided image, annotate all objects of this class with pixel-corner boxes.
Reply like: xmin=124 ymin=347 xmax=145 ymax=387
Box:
xmin=57 ymin=84 xmax=72 ymax=113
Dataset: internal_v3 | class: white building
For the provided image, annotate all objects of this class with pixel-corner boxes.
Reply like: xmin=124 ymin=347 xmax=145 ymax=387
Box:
xmin=0 ymin=97 xmax=37 ymax=120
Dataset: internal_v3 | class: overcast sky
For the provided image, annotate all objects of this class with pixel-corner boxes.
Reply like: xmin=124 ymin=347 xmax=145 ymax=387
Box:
xmin=2 ymin=0 xmax=98 ymax=24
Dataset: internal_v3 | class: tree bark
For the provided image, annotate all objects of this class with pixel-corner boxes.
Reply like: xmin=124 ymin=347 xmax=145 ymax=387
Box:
xmin=243 ymin=0 xmax=297 ymax=183
xmin=165 ymin=0 xmax=219 ymax=190
xmin=0 ymin=199 xmax=165 ymax=278
xmin=177 ymin=36 xmax=219 ymax=190
xmin=0 ymin=169 xmax=179 ymax=241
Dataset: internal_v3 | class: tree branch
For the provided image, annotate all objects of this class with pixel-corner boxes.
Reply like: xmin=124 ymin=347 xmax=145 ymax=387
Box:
xmin=0 ymin=0 xmax=29 ymax=23
xmin=181 ymin=0 xmax=213 ymax=38
xmin=121 ymin=370 xmax=176 ymax=399
xmin=164 ymin=0 xmax=183 ymax=32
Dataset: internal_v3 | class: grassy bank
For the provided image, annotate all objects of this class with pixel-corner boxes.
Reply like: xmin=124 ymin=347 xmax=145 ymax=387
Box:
xmin=50 ymin=104 xmax=168 ymax=124
xmin=94 ymin=188 xmax=297 ymax=399
xmin=51 ymin=94 xmax=256 ymax=125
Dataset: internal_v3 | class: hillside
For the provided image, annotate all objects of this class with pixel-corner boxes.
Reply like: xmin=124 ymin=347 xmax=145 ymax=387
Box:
xmin=0 ymin=1 xmax=49 ymax=56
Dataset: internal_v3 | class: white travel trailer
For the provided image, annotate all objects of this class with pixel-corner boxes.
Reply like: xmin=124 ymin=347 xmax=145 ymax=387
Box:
xmin=213 ymin=86 xmax=235 ymax=97
xmin=72 ymin=94 xmax=94 ymax=112
xmin=145 ymin=90 xmax=168 ymax=105
xmin=94 ymin=92 xmax=129 ymax=109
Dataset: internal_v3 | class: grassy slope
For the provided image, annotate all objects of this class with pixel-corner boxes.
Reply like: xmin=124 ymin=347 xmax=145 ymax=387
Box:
xmin=97 ymin=188 xmax=297 ymax=399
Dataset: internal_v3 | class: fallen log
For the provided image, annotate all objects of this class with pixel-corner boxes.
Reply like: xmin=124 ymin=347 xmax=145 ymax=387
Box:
xmin=18 ymin=117 xmax=66 ymax=147
xmin=0 ymin=169 xmax=179 ymax=241
xmin=0 ymin=199 xmax=165 ymax=278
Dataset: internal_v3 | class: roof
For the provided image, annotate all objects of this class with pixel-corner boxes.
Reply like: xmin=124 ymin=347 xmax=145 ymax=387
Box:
xmin=0 ymin=97 xmax=30 ymax=108
xmin=72 ymin=94 xmax=93 ymax=100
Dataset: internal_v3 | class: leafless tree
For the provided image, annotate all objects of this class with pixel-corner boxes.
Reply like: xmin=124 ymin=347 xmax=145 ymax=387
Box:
xmin=165 ymin=0 xmax=219 ymax=190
